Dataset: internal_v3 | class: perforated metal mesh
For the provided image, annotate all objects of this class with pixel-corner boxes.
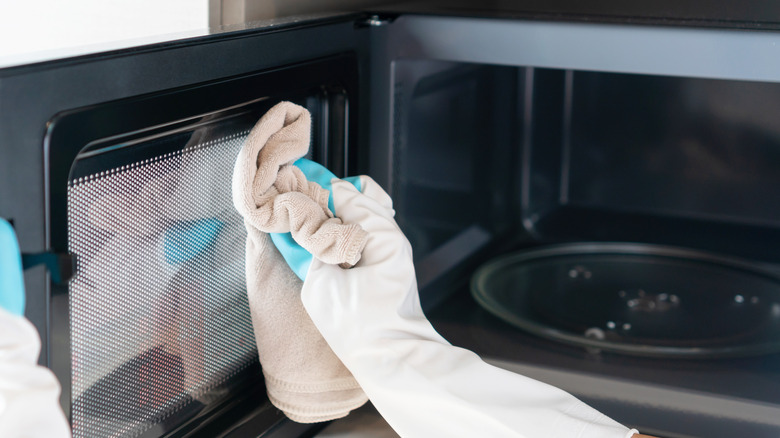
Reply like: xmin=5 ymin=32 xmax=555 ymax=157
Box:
xmin=67 ymin=131 xmax=255 ymax=438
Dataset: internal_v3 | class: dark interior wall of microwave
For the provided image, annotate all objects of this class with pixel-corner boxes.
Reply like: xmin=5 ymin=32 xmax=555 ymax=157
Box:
xmin=526 ymin=69 xmax=780 ymax=262
xmin=390 ymin=60 xmax=524 ymax=307
xmin=393 ymin=61 xmax=520 ymax=256
xmin=392 ymin=60 xmax=780 ymax=298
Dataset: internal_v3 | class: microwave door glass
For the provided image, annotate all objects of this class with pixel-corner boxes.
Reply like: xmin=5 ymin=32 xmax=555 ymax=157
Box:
xmin=67 ymin=116 xmax=258 ymax=438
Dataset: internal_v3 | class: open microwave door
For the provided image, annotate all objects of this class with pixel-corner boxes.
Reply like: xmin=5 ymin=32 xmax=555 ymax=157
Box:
xmin=0 ymin=14 xmax=375 ymax=438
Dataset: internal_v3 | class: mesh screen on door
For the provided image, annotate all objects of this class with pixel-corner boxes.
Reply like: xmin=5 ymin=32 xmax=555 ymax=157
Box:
xmin=67 ymin=130 xmax=256 ymax=438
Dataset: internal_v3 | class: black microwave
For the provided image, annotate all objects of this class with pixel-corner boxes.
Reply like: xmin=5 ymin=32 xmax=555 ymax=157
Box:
xmin=3 ymin=3 xmax=780 ymax=438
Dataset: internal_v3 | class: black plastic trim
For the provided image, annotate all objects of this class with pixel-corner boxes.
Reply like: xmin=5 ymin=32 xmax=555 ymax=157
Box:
xmin=369 ymin=1 xmax=780 ymax=30
xmin=0 ymin=13 xmax=364 ymax=78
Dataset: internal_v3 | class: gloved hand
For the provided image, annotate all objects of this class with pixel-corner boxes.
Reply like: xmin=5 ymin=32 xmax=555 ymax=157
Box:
xmin=0 ymin=219 xmax=24 ymax=316
xmin=273 ymin=166 xmax=638 ymax=438
xmin=0 ymin=219 xmax=71 ymax=437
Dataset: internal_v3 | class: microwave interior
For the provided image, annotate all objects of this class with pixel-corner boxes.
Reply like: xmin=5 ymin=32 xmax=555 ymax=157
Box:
xmin=4 ymin=12 xmax=780 ymax=438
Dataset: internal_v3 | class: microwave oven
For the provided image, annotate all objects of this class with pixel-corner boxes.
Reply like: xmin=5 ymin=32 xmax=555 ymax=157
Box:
xmin=3 ymin=3 xmax=780 ymax=437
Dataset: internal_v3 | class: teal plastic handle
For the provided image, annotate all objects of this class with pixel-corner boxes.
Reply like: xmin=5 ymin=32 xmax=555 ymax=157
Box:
xmin=0 ymin=218 xmax=25 ymax=316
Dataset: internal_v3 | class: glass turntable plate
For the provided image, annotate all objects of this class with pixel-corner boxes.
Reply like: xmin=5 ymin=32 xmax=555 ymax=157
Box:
xmin=471 ymin=243 xmax=780 ymax=358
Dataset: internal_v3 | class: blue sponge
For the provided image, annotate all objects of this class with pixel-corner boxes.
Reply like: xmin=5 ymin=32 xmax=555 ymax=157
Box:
xmin=0 ymin=218 xmax=25 ymax=316
xmin=270 ymin=159 xmax=361 ymax=280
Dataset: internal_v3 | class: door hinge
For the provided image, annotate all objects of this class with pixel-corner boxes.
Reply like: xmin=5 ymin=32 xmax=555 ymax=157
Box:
xmin=357 ymin=14 xmax=393 ymax=28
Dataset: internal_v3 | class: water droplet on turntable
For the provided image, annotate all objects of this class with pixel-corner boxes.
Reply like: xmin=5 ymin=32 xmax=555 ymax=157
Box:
xmin=606 ymin=321 xmax=616 ymax=330
xmin=585 ymin=327 xmax=606 ymax=340
xmin=568 ymin=265 xmax=592 ymax=279
xmin=734 ymin=294 xmax=745 ymax=304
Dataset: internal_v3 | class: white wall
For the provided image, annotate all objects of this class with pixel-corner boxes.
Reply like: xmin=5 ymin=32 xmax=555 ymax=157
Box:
xmin=216 ymin=0 xmax=389 ymax=25
xmin=0 ymin=0 xmax=209 ymax=68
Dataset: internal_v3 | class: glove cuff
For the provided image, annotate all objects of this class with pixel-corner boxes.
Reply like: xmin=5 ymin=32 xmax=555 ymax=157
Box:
xmin=337 ymin=225 xmax=369 ymax=268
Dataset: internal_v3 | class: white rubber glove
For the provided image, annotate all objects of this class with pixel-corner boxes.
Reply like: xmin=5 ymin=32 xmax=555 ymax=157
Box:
xmin=0 ymin=307 xmax=71 ymax=438
xmin=300 ymin=176 xmax=638 ymax=438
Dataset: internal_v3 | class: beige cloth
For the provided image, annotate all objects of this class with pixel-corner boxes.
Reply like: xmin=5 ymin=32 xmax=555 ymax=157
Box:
xmin=232 ymin=101 xmax=368 ymax=423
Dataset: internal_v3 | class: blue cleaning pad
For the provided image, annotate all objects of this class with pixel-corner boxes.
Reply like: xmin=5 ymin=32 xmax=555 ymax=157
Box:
xmin=270 ymin=159 xmax=362 ymax=280
xmin=164 ymin=218 xmax=224 ymax=265
xmin=291 ymin=158 xmax=361 ymax=214
xmin=0 ymin=218 xmax=25 ymax=316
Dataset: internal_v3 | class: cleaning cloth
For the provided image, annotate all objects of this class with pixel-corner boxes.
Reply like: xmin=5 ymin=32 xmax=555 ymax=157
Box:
xmin=231 ymin=101 xmax=368 ymax=422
